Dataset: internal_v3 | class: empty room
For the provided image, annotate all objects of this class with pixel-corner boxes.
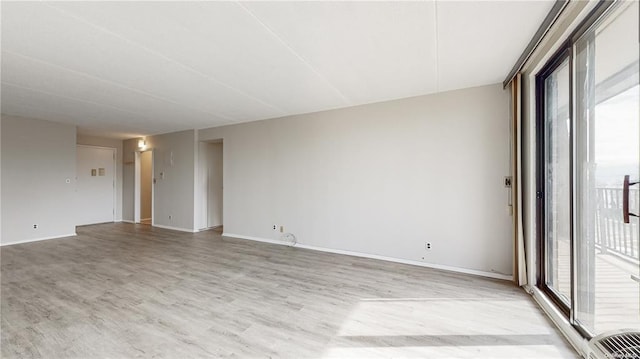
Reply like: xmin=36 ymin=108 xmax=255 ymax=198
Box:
xmin=1 ymin=1 xmax=638 ymax=358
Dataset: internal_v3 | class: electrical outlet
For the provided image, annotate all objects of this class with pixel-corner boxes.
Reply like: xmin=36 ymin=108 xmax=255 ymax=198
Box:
xmin=279 ymin=226 xmax=284 ymax=233
xmin=33 ymin=224 xmax=38 ymax=230
xmin=168 ymin=215 xmax=172 ymax=220
xmin=272 ymin=224 xmax=278 ymax=231
xmin=425 ymin=242 xmax=432 ymax=250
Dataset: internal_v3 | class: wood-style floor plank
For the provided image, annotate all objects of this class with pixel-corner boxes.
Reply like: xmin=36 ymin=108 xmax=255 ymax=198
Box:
xmin=1 ymin=223 xmax=578 ymax=358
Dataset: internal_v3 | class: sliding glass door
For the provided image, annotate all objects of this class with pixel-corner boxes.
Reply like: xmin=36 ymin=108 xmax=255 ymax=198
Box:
xmin=537 ymin=1 xmax=639 ymax=337
xmin=574 ymin=1 xmax=639 ymax=336
xmin=538 ymin=53 xmax=573 ymax=312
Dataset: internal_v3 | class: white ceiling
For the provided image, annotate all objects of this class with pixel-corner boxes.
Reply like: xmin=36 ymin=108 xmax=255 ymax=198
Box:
xmin=1 ymin=1 xmax=554 ymax=139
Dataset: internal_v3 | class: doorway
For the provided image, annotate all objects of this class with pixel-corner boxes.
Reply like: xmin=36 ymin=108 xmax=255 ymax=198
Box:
xmin=76 ymin=145 xmax=116 ymax=226
xmin=198 ymin=140 xmax=223 ymax=230
xmin=135 ymin=150 xmax=153 ymax=225
xmin=536 ymin=1 xmax=639 ymax=337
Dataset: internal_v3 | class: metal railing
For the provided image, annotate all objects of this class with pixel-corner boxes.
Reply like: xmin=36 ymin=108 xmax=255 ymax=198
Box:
xmin=595 ymin=187 xmax=639 ymax=263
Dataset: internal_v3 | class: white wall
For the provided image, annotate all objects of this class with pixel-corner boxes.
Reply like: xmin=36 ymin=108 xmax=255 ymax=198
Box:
xmin=75 ymin=145 xmax=116 ymax=225
xmin=1 ymin=117 xmax=3 ymax=242
xmin=76 ymin=134 xmax=123 ymax=221
xmin=199 ymin=84 xmax=513 ymax=276
xmin=123 ymin=130 xmax=196 ymax=231
xmin=197 ymin=141 xmax=223 ymax=229
xmin=140 ymin=150 xmax=152 ymax=220
xmin=1 ymin=116 xmax=77 ymax=245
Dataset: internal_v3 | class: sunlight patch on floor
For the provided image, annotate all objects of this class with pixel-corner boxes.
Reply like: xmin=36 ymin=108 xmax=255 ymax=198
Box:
xmin=321 ymin=298 xmax=579 ymax=359
xmin=336 ymin=299 xmax=553 ymax=337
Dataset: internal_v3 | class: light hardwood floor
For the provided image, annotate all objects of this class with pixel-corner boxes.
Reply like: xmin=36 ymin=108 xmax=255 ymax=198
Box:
xmin=1 ymin=223 xmax=579 ymax=358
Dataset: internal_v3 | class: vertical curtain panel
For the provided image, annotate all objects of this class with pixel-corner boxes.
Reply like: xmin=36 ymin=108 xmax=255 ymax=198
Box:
xmin=512 ymin=73 xmax=528 ymax=286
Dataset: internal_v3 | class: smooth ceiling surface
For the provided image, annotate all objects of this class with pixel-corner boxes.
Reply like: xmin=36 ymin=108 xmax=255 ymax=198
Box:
xmin=1 ymin=1 xmax=554 ymax=139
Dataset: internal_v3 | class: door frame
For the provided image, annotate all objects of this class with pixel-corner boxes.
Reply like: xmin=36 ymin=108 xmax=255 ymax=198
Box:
xmin=134 ymin=149 xmax=154 ymax=225
xmin=76 ymin=145 xmax=117 ymax=224
xmin=535 ymin=45 xmax=574 ymax=319
xmin=198 ymin=139 xmax=224 ymax=230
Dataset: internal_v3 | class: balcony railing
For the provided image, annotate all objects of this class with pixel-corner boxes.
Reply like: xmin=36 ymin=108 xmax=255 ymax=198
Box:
xmin=595 ymin=187 xmax=639 ymax=263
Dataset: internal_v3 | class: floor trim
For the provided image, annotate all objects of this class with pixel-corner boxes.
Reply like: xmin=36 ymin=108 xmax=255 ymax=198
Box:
xmin=222 ymin=232 xmax=512 ymax=281
xmin=153 ymin=224 xmax=197 ymax=233
xmin=0 ymin=233 xmax=77 ymax=247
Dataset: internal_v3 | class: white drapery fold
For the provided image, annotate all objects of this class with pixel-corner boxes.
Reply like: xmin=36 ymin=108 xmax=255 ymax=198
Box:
xmin=511 ymin=73 xmax=527 ymax=286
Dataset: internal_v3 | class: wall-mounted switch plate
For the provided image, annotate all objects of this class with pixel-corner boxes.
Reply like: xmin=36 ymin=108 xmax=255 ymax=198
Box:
xmin=504 ymin=176 xmax=512 ymax=188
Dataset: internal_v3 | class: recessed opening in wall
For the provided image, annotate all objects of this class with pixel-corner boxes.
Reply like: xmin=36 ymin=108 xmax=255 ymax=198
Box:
xmin=198 ymin=139 xmax=223 ymax=231
xmin=135 ymin=149 xmax=154 ymax=225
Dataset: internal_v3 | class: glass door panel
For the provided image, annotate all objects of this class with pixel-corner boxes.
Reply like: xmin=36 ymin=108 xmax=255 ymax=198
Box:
xmin=542 ymin=57 xmax=572 ymax=307
xmin=574 ymin=1 xmax=640 ymax=335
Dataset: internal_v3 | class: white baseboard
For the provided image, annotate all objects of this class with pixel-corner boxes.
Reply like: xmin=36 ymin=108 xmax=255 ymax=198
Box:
xmin=223 ymin=233 xmax=285 ymax=246
xmin=153 ymin=224 xmax=197 ymax=233
xmin=1 ymin=233 xmax=77 ymax=247
xmin=222 ymin=233 xmax=512 ymax=281
xmin=121 ymin=220 xmax=136 ymax=224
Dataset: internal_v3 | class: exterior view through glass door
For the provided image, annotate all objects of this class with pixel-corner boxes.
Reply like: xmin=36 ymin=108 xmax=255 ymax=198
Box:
xmin=538 ymin=1 xmax=639 ymax=337
xmin=574 ymin=1 xmax=639 ymax=336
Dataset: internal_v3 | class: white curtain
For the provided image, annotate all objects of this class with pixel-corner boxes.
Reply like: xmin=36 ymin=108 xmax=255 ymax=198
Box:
xmin=512 ymin=73 xmax=528 ymax=286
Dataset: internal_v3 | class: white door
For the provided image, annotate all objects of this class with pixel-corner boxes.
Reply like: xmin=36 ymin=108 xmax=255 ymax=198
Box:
xmin=76 ymin=146 xmax=115 ymax=226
